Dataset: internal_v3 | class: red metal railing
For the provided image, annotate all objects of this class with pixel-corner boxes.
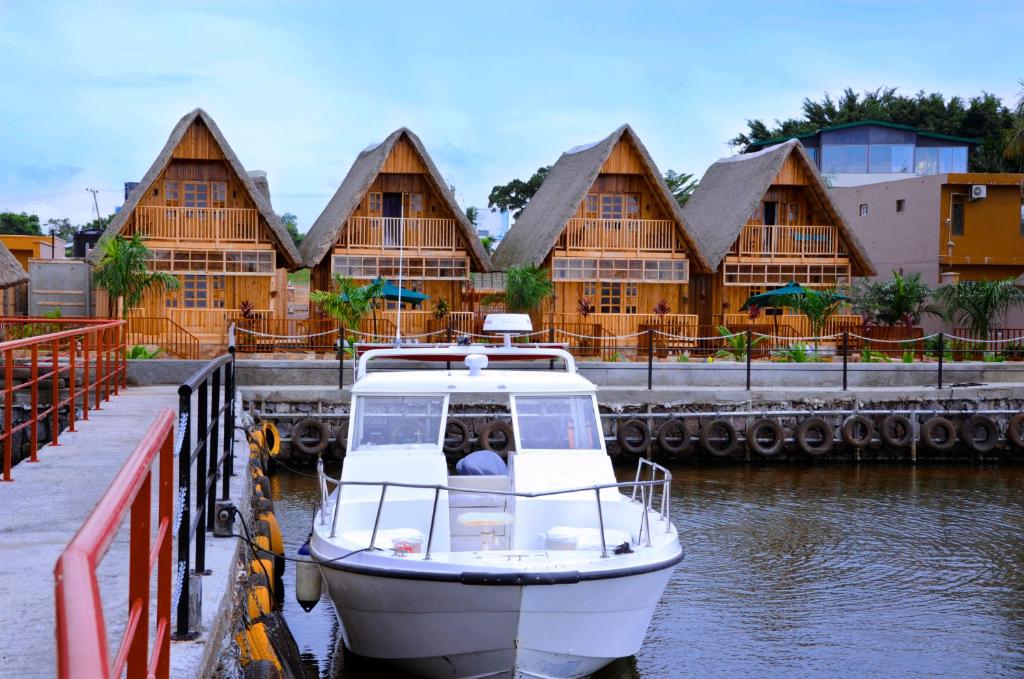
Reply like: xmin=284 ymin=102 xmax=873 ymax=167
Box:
xmin=0 ymin=317 xmax=127 ymax=481
xmin=55 ymin=408 xmax=175 ymax=679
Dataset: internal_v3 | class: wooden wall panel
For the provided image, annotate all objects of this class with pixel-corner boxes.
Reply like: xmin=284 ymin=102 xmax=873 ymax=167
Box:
xmin=599 ymin=138 xmax=644 ymax=174
xmin=380 ymin=137 xmax=429 ymax=173
xmin=171 ymin=119 xmax=226 ymax=161
xmin=771 ymin=153 xmax=814 ymax=186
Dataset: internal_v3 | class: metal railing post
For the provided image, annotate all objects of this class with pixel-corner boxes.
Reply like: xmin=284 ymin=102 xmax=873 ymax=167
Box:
xmin=425 ymin=487 xmax=440 ymax=561
xmin=745 ymin=330 xmax=752 ymax=390
xmin=195 ymin=379 xmax=209 ymax=574
xmin=174 ymin=386 xmax=193 ymax=639
xmin=842 ymin=331 xmax=849 ymax=391
xmin=549 ymin=326 xmax=555 ymax=371
xmin=208 ymin=368 xmax=220 ymax=531
xmin=51 ymin=338 xmax=60 ymax=446
xmin=937 ymin=332 xmax=944 ymax=389
xmin=337 ymin=322 xmax=344 ymax=390
xmin=647 ymin=328 xmax=653 ymax=390
xmin=594 ymin=487 xmax=608 ymax=558
xmin=369 ymin=484 xmax=388 ymax=550
xmin=446 ymin=322 xmax=452 ymax=371
xmin=223 ymin=347 xmax=235 ymax=499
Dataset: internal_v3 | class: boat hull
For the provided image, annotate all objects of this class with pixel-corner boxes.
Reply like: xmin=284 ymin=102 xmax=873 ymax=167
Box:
xmin=319 ymin=561 xmax=674 ymax=679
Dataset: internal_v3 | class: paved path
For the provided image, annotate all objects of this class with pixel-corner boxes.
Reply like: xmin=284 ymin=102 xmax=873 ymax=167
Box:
xmin=0 ymin=386 xmax=180 ymax=678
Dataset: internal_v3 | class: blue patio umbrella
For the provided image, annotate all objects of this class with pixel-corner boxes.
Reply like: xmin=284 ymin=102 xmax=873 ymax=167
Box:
xmin=374 ymin=278 xmax=429 ymax=306
xmin=740 ymin=281 xmax=809 ymax=311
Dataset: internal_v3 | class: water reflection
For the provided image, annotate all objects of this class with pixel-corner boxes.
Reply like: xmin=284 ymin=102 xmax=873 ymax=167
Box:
xmin=272 ymin=464 xmax=1024 ymax=678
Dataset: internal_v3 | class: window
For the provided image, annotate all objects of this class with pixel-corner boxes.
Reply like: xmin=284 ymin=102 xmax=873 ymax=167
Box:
xmin=626 ymin=195 xmax=640 ymax=218
xmin=408 ymin=193 xmax=423 ymax=214
xmin=584 ymin=194 xmax=598 ymax=217
xmin=368 ymin=192 xmax=382 ymax=214
xmin=352 ymin=396 xmax=445 ymax=451
xmin=165 ymin=181 xmax=180 ymax=205
xmin=859 ymin=204 xmax=869 ymax=217
xmin=211 ymin=182 xmax=227 ymax=206
xmin=146 ymin=249 xmax=273 ymax=274
xmin=821 ymin=145 xmax=868 ymax=174
xmin=868 ymin=144 xmax=915 ymax=173
xmin=583 ymin=281 xmax=596 ymax=298
xmin=182 ymin=274 xmax=208 ymax=308
xmin=552 ymin=257 xmax=687 ymax=283
xmin=896 ymin=199 xmax=906 ymax=213
xmin=211 ymin=275 xmax=226 ymax=308
xmin=597 ymin=281 xmax=638 ymax=313
xmin=331 ymin=255 xmax=468 ymax=280
xmin=514 ymin=395 xmax=601 ymax=451
xmin=601 ymin=195 xmax=624 ymax=220
xmin=184 ymin=182 xmax=208 ymax=208
xmin=805 ymin=147 xmax=818 ymax=166
xmin=951 ymin=198 xmax=965 ymax=236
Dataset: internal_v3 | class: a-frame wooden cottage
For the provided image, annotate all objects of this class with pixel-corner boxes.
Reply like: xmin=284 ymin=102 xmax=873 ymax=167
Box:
xmin=300 ymin=128 xmax=491 ymax=337
xmin=682 ymin=139 xmax=875 ymax=334
xmin=492 ymin=125 xmax=712 ymax=339
xmin=90 ymin=109 xmax=302 ymax=351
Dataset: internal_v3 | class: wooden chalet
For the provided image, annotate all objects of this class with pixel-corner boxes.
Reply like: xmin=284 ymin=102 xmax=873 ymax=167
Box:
xmin=0 ymin=242 xmax=28 ymax=316
xmin=682 ymin=139 xmax=876 ymax=335
xmin=300 ymin=128 xmax=491 ymax=337
xmin=89 ymin=109 xmax=302 ymax=351
xmin=492 ymin=125 xmax=712 ymax=340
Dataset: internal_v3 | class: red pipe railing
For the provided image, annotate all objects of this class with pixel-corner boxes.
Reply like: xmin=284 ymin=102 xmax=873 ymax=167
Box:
xmin=0 ymin=317 xmax=127 ymax=481
xmin=54 ymin=408 xmax=175 ymax=679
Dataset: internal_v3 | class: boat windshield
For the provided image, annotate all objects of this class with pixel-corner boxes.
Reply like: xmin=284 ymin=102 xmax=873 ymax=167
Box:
xmin=514 ymin=395 xmax=601 ymax=451
xmin=352 ymin=396 xmax=445 ymax=451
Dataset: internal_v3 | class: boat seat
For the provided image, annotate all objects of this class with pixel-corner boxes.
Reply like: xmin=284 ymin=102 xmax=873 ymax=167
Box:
xmin=448 ymin=475 xmax=511 ymax=551
xmin=543 ymin=526 xmax=633 ymax=551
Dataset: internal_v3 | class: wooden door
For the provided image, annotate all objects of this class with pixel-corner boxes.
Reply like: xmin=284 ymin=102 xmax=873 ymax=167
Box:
xmin=383 ymin=192 xmax=403 ymax=246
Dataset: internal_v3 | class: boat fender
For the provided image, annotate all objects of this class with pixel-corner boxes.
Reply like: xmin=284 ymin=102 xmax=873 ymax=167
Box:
xmin=234 ymin=623 xmax=281 ymax=670
xmin=256 ymin=475 xmax=272 ymax=500
xmin=961 ymin=414 xmax=999 ymax=453
xmin=443 ymin=419 xmax=471 ymax=454
xmin=477 ymin=420 xmax=515 ymax=455
xmin=247 ymin=585 xmax=273 ymax=620
xmin=1007 ymin=413 xmax=1024 ymax=449
xmin=616 ymin=419 xmax=651 ymax=455
xmin=746 ymin=418 xmax=785 ymax=457
xmin=291 ymin=418 xmax=329 ymax=457
xmin=251 ymin=558 xmax=275 ymax=590
xmin=258 ymin=513 xmax=285 ymax=557
xmin=295 ymin=540 xmax=322 ymax=612
xmin=841 ymin=415 xmax=874 ymax=448
xmin=259 ymin=421 xmax=281 ymax=457
xmin=879 ymin=414 xmax=914 ymax=448
xmin=795 ymin=417 xmax=833 ymax=456
xmin=920 ymin=416 xmax=957 ymax=452
xmin=656 ymin=419 xmax=692 ymax=457
xmin=699 ymin=418 xmax=739 ymax=457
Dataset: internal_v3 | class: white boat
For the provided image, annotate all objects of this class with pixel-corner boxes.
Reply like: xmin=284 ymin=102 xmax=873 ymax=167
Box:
xmin=311 ymin=324 xmax=681 ymax=679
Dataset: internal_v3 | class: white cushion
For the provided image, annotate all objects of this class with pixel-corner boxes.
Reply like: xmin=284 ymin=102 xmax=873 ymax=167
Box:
xmin=449 ymin=492 xmax=507 ymax=508
xmin=543 ymin=526 xmax=633 ymax=551
xmin=342 ymin=527 xmax=424 ymax=549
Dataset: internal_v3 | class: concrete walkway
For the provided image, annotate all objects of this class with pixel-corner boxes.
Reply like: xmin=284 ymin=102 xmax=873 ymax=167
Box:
xmin=0 ymin=385 xmax=244 ymax=679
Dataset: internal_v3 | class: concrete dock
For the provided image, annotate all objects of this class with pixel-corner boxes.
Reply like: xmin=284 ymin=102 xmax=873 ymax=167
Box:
xmin=0 ymin=385 xmax=244 ymax=678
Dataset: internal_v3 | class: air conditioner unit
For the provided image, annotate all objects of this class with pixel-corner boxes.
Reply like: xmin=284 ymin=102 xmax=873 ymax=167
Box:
xmin=970 ymin=185 xmax=987 ymax=200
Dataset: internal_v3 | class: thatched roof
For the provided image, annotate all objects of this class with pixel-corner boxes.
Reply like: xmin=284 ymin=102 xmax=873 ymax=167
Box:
xmin=0 ymin=242 xmax=29 ymax=288
xmin=492 ymin=124 xmax=712 ymax=272
xmin=88 ymin=109 xmax=302 ymax=269
xmin=682 ymin=140 xmax=876 ymax=276
xmin=299 ymin=128 xmax=491 ymax=271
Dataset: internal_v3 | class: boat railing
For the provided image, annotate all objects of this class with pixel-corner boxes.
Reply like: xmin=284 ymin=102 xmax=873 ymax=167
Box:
xmin=317 ymin=460 xmax=672 ymax=560
xmin=356 ymin=345 xmax=578 ymax=380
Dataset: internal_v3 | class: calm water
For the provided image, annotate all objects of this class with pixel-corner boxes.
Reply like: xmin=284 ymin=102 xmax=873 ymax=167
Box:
xmin=270 ymin=464 xmax=1024 ymax=678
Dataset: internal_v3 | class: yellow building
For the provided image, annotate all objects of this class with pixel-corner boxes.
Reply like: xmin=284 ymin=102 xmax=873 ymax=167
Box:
xmin=0 ymin=234 xmax=66 ymax=271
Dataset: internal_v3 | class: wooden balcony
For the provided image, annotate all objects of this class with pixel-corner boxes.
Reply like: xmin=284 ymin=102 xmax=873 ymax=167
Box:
xmin=338 ymin=217 xmax=460 ymax=252
xmin=729 ymin=225 xmax=847 ymax=260
xmin=133 ymin=206 xmax=261 ymax=243
xmin=557 ymin=219 xmax=680 ymax=254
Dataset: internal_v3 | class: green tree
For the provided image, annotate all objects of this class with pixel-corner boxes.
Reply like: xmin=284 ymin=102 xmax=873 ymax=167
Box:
xmin=45 ymin=217 xmax=77 ymax=243
xmin=852 ymin=271 xmax=941 ymax=328
xmin=93 ymin=233 xmax=179 ymax=318
xmin=488 ymin=166 xmax=550 ymax=219
xmin=465 ymin=206 xmax=479 ymax=226
xmin=663 ymin=170 xmax=697 ymax=207
xmin=81 ymin=213 xmax=114 ymax=232
xmin=1005 ymin=79 xmax=1024 ymax=163
xmin=504 ymin=264 xmax=553 ymax=316
xmin=280 ymin=212 xmax=302 ymax=246
xmin=731 ymin=87 xmax=1018 ymax=172
xmin=934 ymin=278 xmax=1024 ymax=338
xmin=310 ymin=275 xmax=385 ymax=338
xmin=0 ymin=212 xmax=42 ymax=235
xmin=783 ymin=288 xmax=847 ymax=352
xmin=479 ymin=235 xmax=495 ymax=255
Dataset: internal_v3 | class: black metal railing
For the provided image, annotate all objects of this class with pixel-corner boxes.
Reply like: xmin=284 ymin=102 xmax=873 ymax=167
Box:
xmin=173 ymin=346 xmax=236 ymax=639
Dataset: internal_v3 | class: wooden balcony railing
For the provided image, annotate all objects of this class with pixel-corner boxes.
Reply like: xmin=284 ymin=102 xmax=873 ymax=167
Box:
xmin=558 ymin=218 xmax=679 ymax=253
xmin=339 ymin=217 xmax=460 ymax=251
xmin=730 ymin=225 xmax=847 ymax=259
xmin=127 ymin=317 xmax=200 ymax=359
xmin=721 ymin=313 xmax=861 ymax=337
xmin=545 ymin=312 xmax=699 ymax=340
xmin=133 ymin=206 xmax=260 ymax=243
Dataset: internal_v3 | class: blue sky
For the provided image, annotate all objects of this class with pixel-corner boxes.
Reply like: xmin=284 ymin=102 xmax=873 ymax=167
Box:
xmin=1 ymin=1 xmax=1021 ymax=232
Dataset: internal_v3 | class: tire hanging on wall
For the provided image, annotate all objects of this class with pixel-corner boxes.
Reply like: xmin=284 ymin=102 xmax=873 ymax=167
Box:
xmin=961 ymin=414 xmax=999 ymax=453
xmin=291 ymin=418 xmax=329 ymax=456
xmin=656 ymin=419 xmax=692 ymax=457
xmin=616 ymin=419 xmax=651 ymax=455
xmin=325 ymin=420 xmax=347 ymax=461
xmin=699 ymin=418 xmax=739 ymax=457
xmin=920 ymin=416 xmax=957 ymax=452
xmin=477 ymin=420 xmax=515 ymax=455
xmin=879 ymin=414 xmax=914 ymax=448
xmin=795 ymin=417 xmax=833 ymax=456
xmin=745 ymin=418 xmax=785 ymax=457
xmin=443 ymin=419 xmax=471 ymax=455
xmin=1006 ymin=413 xmax=1024 ymax=449
xmin=841 ymin=415 xmax=874 ymax=448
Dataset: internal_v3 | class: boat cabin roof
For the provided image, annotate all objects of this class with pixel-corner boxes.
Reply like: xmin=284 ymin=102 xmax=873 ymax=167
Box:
xmin=352 ymin=369 xmax=597 ymax=395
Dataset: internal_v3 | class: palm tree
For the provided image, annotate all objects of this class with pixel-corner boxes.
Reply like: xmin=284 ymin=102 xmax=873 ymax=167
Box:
xmin=504 ymin=265 xmax=553 ymax=316
xmin=1004 ymin=79 xmax=1024 ymax=165
xmin=310 ymin=275 xmax=385 ymax=342
xmin=480 ymin=235 xmax=495 ymax=255
xmin=93 ymin=233 xmax=179 ymax=318
xmin=853 ymin=270 xmax=941 ymax=328
xmin=934 ymin=278 xmax=1024 ymax=338
xmin=784 ymin=288 xmax=847 ymax=352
